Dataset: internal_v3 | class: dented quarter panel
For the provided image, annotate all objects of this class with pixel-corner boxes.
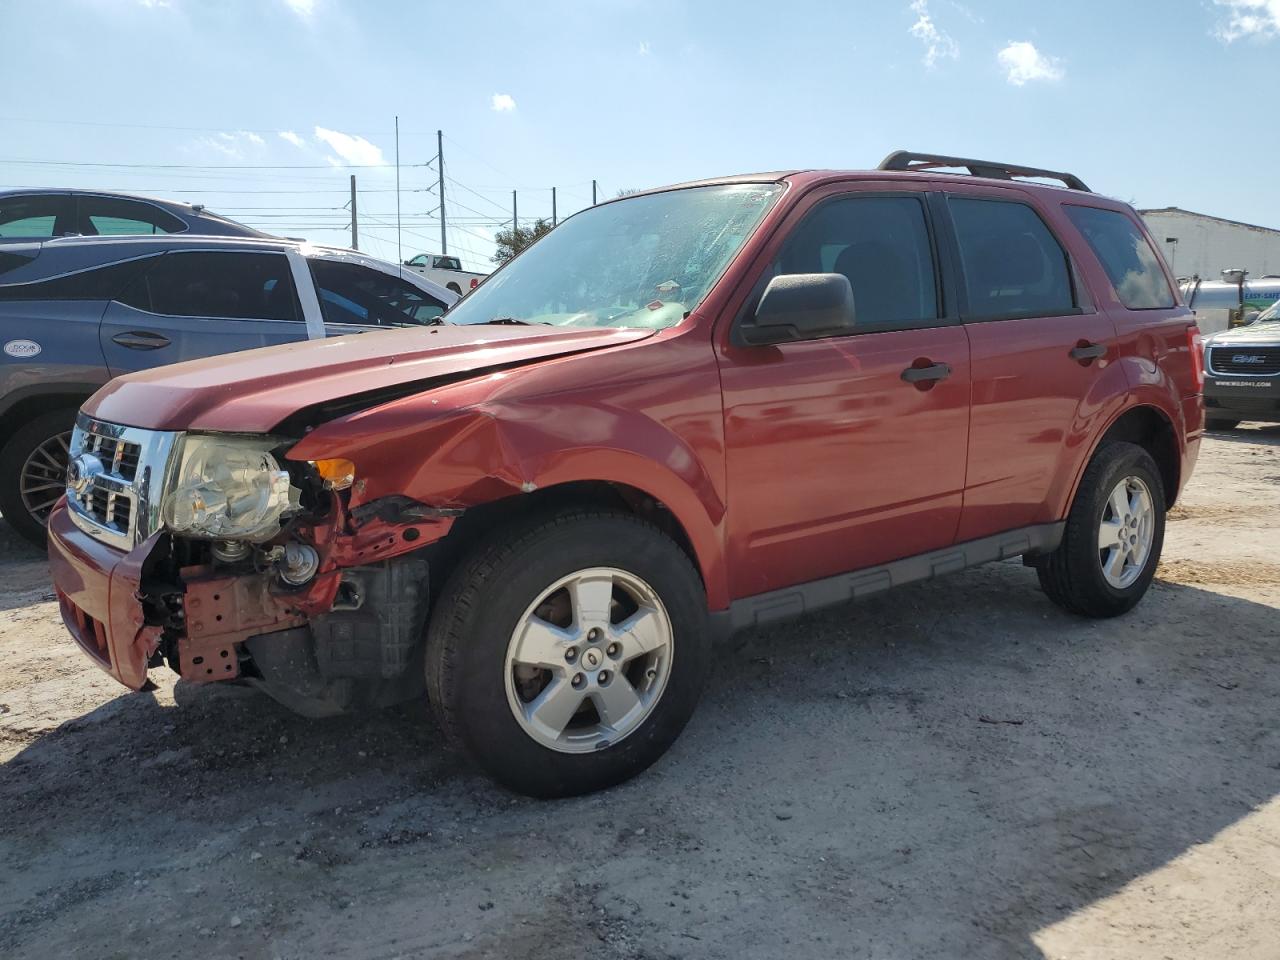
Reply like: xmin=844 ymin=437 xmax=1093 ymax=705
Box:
xmin=286 ymin=325 xmax=733 ymax=609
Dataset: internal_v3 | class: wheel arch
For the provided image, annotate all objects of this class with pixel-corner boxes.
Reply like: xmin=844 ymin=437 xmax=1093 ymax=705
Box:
xmin=0 ymin=389 xmax=90 ymax=451
xmin=1070 ymin=403 xmax=1182 ymax=510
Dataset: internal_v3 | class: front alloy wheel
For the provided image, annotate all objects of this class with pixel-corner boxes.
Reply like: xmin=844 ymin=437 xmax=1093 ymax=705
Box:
xmin=426 ymin=510 xmax=710 ymax=797
xmin=505 ymin=567 xmax=674 ymax=753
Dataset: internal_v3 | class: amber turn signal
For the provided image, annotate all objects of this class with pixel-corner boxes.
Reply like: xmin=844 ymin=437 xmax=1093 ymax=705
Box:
xmin=313 ymin=458 xmax=356 ymax=490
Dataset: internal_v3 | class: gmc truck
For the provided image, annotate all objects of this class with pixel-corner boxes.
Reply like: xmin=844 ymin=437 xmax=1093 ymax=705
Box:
xmin=46 ymin=152 xmax=1203 ymax=798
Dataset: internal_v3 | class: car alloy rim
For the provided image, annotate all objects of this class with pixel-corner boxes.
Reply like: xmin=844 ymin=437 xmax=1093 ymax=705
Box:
xmin=1098 ymin=475 xmax=1155 ymax=589
xmin=503 ymin=566 xmax=674 ymax=754
xmin=20 ymin=430 xmax=72 ymax=524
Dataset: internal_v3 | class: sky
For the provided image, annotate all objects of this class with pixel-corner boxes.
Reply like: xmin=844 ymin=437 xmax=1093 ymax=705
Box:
xmin=2 ymin=0 xmax=1279 ymax=272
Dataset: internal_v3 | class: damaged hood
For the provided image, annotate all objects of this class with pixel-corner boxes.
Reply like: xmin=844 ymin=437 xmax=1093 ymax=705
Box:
xmin=85 ymin=324 xmax=655 ymax=433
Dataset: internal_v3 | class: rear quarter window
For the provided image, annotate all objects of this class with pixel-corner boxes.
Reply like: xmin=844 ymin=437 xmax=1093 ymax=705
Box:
xmin=1064 ymin=205 xmax=1175 ymax=310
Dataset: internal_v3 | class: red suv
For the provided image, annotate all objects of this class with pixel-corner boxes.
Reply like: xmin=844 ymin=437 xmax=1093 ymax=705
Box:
xmin=47 ymin=152 xmax=1204 ymax=797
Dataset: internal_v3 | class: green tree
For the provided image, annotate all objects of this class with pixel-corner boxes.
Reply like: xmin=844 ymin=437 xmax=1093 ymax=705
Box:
xmin=492 ymin=218 xmax=554 ymax=265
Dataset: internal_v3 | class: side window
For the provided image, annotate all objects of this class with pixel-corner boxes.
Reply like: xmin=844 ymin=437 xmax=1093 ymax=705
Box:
xmin=406 ymin=254 xmax=427 ymax=266
xmin=0 ymin=195 xmax=75 ymax=238
xmin=948 ymin=197 xmax=1075 ymax=319
xmin=772 ymin=195 xmax=939 ymax=332
xmin=1063 ymin=205 xmax=1174 ymax=309
xmin=309 ymin=260 xmax=447 ymax=326
xmin=80 ymin=196 xmax=186 ymax=236
xmin=117 ymin=251 xmax=300 ymax=321
xmin=0 ymin=257 xmax=158 ymax=301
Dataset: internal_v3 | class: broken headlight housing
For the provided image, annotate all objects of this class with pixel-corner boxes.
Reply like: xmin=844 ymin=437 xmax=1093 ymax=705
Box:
xmin=163 ymin=435 xmax=301 ymax=542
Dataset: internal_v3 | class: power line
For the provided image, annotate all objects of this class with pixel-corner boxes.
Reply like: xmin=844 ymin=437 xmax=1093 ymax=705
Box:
xmin=0 ymin=157 xmax=425 ymax=171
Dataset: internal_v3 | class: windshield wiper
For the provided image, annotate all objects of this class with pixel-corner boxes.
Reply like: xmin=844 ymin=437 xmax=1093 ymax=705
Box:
xmin=479 ymin=316 xmax=553 ymax=326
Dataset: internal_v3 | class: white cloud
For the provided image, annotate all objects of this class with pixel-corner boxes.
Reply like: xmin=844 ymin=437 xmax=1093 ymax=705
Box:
xmin=278 ymin=130 xmax=306 ymax=149
xmin=189 ymin=130 xmax=266 ymax=160
xmin=491 ymin=93 xmax=517 ymax=112
xmin=638 ymin=41 xmax=651 ymax=55
xmin=908 ymin=0 xmax=958 ymax=68
xmin=283 ymin=0 xmax=316 ymax=16
xmin=997 ymin=40 xmax=1064 ymax=85
xmin=137 ymin=0 xmax=172 ymax=7
xmin=313 ymin=126 xmax=386 ymax=166
xmin=1212 ymin=0 xmax=1280 ymax=41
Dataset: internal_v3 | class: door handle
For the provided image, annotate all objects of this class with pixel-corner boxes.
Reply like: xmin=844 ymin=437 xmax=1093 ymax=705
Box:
xmin=901 ymin=361 xmax=952 ymax=384
xmin=1069 ymin=342 xmax=1107 ymax=362
xmin=112 ymin=331 xmax=171 ymax=350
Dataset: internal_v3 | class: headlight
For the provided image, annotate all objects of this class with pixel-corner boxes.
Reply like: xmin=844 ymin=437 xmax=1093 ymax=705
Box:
xmin=164 ymin=435 xmax=300 ymax=542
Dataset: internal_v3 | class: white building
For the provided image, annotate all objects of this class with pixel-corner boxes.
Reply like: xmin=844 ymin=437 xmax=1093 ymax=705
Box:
xmin=1140 ymin=207 xmax=1280 ymax=281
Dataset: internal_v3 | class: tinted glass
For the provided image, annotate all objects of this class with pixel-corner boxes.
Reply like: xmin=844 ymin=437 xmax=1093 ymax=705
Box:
xmin=0 ymin=195 xmax=74 ymax=238
xmin=80 ymin=196 xmax=185 ymax=236
xmin=773 ymin=195 xmax=938 ymax=331
xmin=949 ymin=197 xmax=1075 ymax=318
xmin=1064 ymin=205 xmax=1174 ymax=309
xmin=0 ymin=257 xmax=158 ymax=301
xmin=433 ymin=256 xmax=462 ymax=271
xmin=118 ymin=251 xmax=299 ymax=320
xmin=309 ymin=260 xmax=447 ymax=326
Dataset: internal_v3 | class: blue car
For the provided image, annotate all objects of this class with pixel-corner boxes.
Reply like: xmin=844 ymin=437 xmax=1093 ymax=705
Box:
xmin=0 ymin=234 xmax=457 ymax=544
xmin=0 ymin=188 xmax=268 ymax=243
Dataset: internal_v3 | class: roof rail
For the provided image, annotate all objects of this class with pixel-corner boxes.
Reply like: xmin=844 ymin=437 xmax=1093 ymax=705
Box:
xmin=878 ymin=150 xmax=1091 ymax=192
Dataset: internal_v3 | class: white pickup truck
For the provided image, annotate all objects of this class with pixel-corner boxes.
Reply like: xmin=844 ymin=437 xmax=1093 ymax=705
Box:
xmin=403 ymin=253 xmax=487 ymax=295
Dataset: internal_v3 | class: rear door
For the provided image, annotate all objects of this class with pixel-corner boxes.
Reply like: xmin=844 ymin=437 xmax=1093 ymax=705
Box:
xmin=943 ymin=187 xmax=1124 ymax=542
xmin=100 ymin=249 xmax=308 ymax=376
xmin=718 ymin=184 xmax=971 ymax=598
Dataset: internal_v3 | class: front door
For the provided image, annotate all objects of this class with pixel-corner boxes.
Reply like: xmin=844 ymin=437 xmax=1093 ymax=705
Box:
xmin=100 ymin=249 xmax=308 ymax=376
xmin=718 ymin=188 xmax=971 ymax=600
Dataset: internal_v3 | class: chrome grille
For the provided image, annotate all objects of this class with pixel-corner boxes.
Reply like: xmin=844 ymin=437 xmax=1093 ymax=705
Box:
xmin=65 ymin=415 xmax=180 ymax=550
xmin=1209 ymin=346 xmax=1280 ymax=376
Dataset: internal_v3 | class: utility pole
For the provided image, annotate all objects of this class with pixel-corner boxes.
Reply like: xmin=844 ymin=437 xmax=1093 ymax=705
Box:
xmin=592 ymin=179 xmax=597 ymax=205
xmin=394 ymin=115 xmax=402 ymax=264
xmin=437 ymin=129 xmax=447 ymax=255
xmin=349 ymin=174 xmax=358 ymax=250
xmin=512 ymin=190 xmax=518 ymax=233
xmin=552 ymin=187 xmax=557 ymax=227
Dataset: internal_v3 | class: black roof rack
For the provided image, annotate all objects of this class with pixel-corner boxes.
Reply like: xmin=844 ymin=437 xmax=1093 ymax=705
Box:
xmin=878 ymin=150 xmax=1091 ymax=192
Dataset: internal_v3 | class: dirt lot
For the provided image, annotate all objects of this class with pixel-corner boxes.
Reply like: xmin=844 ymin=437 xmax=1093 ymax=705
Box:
xmin=2 ymin=428 xmax=1278 ymax=960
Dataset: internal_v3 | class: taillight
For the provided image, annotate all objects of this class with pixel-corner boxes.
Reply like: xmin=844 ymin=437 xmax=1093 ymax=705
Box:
xmin=470 ymin=278 xmax=479 ymax=289
xmin=1187 ymin=324 xmax=1204 ymax=393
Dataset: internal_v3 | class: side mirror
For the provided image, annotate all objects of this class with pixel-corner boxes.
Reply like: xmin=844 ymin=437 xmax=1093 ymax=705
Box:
xmin=740 ymin=273 xmax=856 ymax=345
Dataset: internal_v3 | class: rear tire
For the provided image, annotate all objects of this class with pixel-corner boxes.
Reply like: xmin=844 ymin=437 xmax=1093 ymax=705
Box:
xmin=0 ymin=409 xmax=77 ymax=548
xmin=1206 ymin=417 xmax=1240 ymax=431
xmin=425 ymin=509 xmax=711 ymax=798
xmin=1035 ymin=442 xmax=1165 ymax=618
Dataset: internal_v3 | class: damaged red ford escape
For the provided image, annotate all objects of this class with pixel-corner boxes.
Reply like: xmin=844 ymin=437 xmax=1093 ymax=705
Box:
xmin=47 ymin=153 xmax=1203 ymax=797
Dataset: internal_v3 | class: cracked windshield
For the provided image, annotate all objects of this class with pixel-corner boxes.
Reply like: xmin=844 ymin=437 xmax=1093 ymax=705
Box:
xmin=446 ymin=183 xmax=783 ymax=329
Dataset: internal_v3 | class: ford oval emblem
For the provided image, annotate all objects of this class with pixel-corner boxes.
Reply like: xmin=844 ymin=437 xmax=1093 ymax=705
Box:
xmin=3 ymin=339 xmax=41 ymax=359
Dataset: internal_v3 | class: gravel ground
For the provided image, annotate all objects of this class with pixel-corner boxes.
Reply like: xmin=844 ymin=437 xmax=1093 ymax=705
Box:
xmin=2 ymin=427 xmax=1278 ymax=960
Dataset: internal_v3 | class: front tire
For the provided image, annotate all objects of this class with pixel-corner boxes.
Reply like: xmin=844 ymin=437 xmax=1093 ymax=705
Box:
xmin=425 ymin=510 xmax=711 ymax=797
xmin=1036 ymin=442 xmax=1166 ymax=618
xmin=0 ymin=409 xmax=76 ymax=548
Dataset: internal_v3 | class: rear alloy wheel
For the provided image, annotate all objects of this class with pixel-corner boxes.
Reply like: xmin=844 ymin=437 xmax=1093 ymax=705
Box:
xmin=426 ymin=510 xmax=710 ymax=797
xmin=1036 ymin=441 xmax=1166 ymax=618
xmin=0 ymin=409 xmax=77 ymax=547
